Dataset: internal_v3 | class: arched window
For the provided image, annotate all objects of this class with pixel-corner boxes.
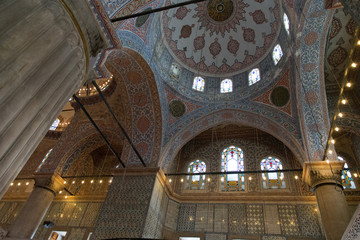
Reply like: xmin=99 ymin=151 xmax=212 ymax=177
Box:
xmin=192 ymin=76 xmax=205 ymax=92
xmin=249 ymin=68 xmax=260 ymax=86
xmin=49 ymin=118 xmax=60 ymax=130
xmin=36 ymin=148 xmax=53 ymax=172
xmin=338 ymin=156 xmax=356 ymax=189
xmin=260 ymin=157 xmax=286 ymax=189
xmin=170 ymin=63 xmax=181 ymax=79
xmin=220 ymin=79 xmax=233 ymax=93
xmin=221 ymin=146 xmax=245 ymax=191
xmin=283 ymin=13 xmax=290 ymax=35
xmin=187 ymin=160 xmax=206 ymax=190
xmin=272 ymin=44 xmax=283 ymax=65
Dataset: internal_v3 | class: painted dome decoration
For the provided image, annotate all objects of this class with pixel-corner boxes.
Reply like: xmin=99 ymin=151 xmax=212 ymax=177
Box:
xmin=162 ymin=0 xmax=281 ymax=76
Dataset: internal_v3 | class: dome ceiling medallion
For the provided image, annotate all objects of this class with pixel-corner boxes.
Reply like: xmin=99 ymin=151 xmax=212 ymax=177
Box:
xmin=162 ymin=0 xmax=280 ymax=76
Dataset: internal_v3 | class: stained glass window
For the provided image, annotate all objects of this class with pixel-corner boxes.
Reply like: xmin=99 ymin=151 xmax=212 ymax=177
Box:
xmin=283 ymin=13 xmax=290 ymax=35
xmin=248 ymin=68 xmax=260 ymax=86
xmin=192 ymin=76 xmax=205 ymax=92
xmin=260 ymin=157 xmax=286 ymax=189
xmin=187 ymin=160 xmax=206 ymax=190
xmin=220 ymin=79 xmax=233 ymax=93
xmin=170 ymin=63 xmax=181 ymax=79
xmin=36 ymin=148 xmax=53 ymax=172
xmin=49 ymin=118 xmax=60 ymax=130
xmin=272 ymin=44 xmax=283 ymax=65
xmin=221 ymin=146 xmax=245 ymax=191
xmin=338 ymin=156 xmax=356 ymax=189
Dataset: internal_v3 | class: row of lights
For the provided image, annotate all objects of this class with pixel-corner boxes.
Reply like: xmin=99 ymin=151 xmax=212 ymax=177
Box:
xmin=77 ymin=78 xmax=112 ymax=96
xmin=324 ymin=39 xmax=360 ymax=162
xmin=168 ymin=174 xmax=300 ymax=183
xmin=9 ymin=181 xmax=31 ymax=186
xmin=63 ymin=179 xmax=112 ymax=185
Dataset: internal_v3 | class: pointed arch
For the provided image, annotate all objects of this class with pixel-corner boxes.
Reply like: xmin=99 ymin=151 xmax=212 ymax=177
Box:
xmin=260 ymin=156 xmax=286 ymax=189
xmin=221 ymin=146 xmax=245 ymax=191
xmin=187 ymin=160 xmax=206 ymax=190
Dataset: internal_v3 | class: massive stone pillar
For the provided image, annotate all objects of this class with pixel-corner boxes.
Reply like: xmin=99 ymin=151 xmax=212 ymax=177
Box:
xmin=6 ymin=173 xmax=64 ymax=239
xmin=303 ymin=161 xmax=351 ymax=240
xmin=91 ymin=168 xmax=168 ymax=240
xmin=0 ymin=0 xmax=105 ymax=199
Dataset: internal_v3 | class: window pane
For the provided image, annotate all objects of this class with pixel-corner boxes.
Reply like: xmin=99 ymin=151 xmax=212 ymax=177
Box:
xmin=221 ymin=79 xmax=233 ymax=93
xmin=187 ymin=160 xmax=206 ymax=190
xmin=221 ymin=146 xmax=245 ymax=191
xmin=272 ymin=44 xmax=283 ymax=65
xmin=249 ymin=68 xmax=260 ymax=86
xmin=283 ymin=13 xmax=290 ymax=35
xmin=49 ymin=118 xmax=60 ymax=130
xmin=193 ymin=76 xmax=205 ymax=92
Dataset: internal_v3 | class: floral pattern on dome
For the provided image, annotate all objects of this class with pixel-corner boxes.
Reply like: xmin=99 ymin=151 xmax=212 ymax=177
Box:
xmin=162 ymin=0 xmax=281 ymax=76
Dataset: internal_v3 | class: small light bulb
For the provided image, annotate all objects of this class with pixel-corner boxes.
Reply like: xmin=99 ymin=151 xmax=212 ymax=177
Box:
xmin=90 ymin=180 xmax=94 ymax=184
xmin=346 ymin=82 xmax=352 ymax=88
xmin=248 ymin=177 xmax=252 ymax=181
xmin=81 ymin=180 xmax=85 ymax=184
xmin=10 ymin=182 xmax=14 ymax=186
xmin=354 ymin=173 xmax=358 ymax=178
xmin=72 ymin=181 xmax=75 ymax=184
xmin=109 ymin=179 xmax=112 ymax=183
xmin=357 ymin=40 xmax=360 ymax=46
xmin=59 ymin=190 xmax=63 ymax=194
xmin=328 ymin=150 xmax=333 ymax=154
xmin=65 ymin=195 xmax=68 ymax=199
xmin=338 ymin=113 xmax=343 ymax=117
xmin=63 ymin=181 xmax=67 ymax=184
xmin=17 ymin=182 xmax=21 ymax=186
xmin=294 ymin=175 xmax=299 ymax=180
xmin=331 ymin=139 xmax=335 ymax=144
xmin=207 ymin=178 xmax=211 ymax=182
xmin=341 ymin=99 xmax=347 ymax=104
xmin=335 ymin=127 xmax=339 ymax=132
xmin=326 ymin=159 xmax=330 ymax=164
xmin=180 ymin=178 xmax=184 ymax=182
xmin=169 ymin=179 xmax=172 ymax=183
xmin=99 ymin=180 xmax=103 ymax=183
xmin=351 ymin=63 xmax=357 ymax=68
xmin=314 ymin=208 xmax=318 ymax=212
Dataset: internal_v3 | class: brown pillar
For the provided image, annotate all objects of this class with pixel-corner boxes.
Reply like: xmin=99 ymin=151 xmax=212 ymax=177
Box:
xmin=303 ymin=161 xmax=351 ymax=240
xmin=6 ymin=173 xmax=64 ymax=239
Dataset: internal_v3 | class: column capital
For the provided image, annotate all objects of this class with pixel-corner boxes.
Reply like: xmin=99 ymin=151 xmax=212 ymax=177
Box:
xmin=302 ymin=161 xmax=344 ymax=189
xmin=33 ymin=173 xmax=65 ymax=196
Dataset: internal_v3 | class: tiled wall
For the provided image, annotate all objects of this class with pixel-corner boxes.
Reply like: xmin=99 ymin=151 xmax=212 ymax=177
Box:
xmin=0 ymin=201 xmax=24 ymax=228
xmin=165 ymin=200 xmax=325 ymax=240
xmin=33 ymin=201 xmax=102 ymax=239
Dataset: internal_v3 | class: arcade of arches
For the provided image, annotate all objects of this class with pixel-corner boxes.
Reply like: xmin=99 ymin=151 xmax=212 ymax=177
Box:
xmin=2 ymin=0 xmax=360 ymax=240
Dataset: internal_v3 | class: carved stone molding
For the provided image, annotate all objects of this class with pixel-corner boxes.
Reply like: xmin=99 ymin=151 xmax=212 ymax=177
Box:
xmin=34 ymin=173 xmax=65 ymax=196
xmin=302 ymin=161 xmax=344 ymax=189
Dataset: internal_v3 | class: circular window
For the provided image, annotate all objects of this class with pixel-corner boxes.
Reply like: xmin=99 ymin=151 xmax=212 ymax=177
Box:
xmin=270 ymin=86 xmax=290 ymax=107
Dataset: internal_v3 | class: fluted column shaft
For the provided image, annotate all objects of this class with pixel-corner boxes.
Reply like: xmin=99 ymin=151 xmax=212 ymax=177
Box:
xmin=0 ymin=0 xmax=100 ymax=199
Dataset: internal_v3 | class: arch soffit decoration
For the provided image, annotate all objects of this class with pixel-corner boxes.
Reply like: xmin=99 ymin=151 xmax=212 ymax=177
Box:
xmin=296 ymin=0 xmax=334 ymax=162
xmin=101 ymin=48 xmax=163 ymax=166
xmin=159 ymin=109 xmax=306 ymax=172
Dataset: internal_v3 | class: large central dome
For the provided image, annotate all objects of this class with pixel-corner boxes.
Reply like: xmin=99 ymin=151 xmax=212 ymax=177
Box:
xmin=162 ymin=0 xmax=281 ymax=76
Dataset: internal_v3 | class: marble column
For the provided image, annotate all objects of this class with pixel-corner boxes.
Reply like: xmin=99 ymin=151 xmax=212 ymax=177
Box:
xmin=0 ymin=0 xmax=105 ymax=199
xmin=303 ymin=161 xmax=351 ymax=240
xmin=6 ymin=173 xmax=64 ymax=239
